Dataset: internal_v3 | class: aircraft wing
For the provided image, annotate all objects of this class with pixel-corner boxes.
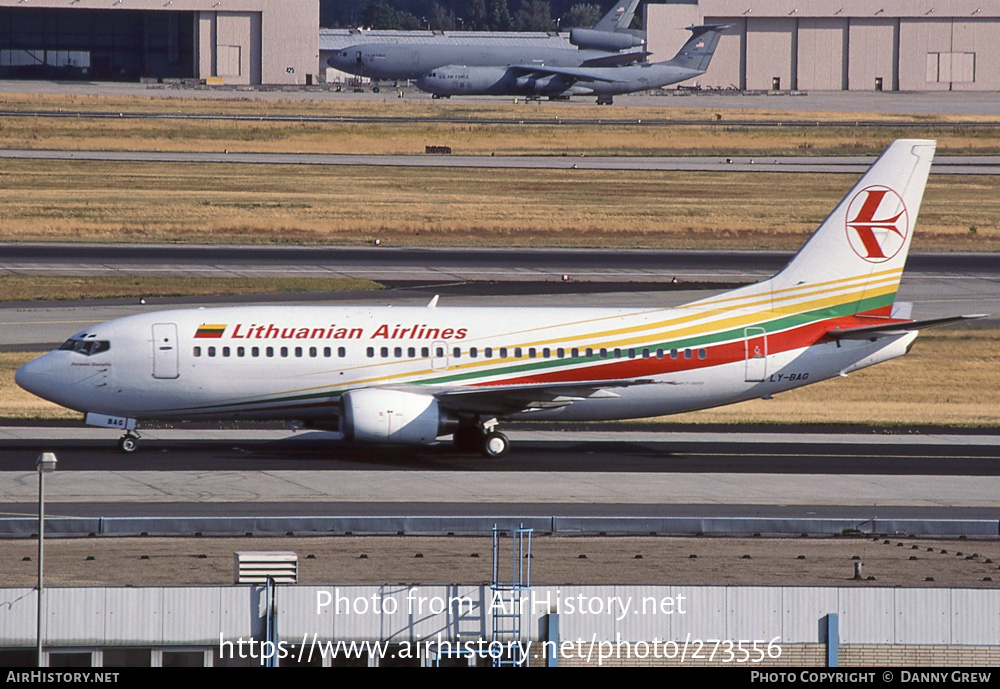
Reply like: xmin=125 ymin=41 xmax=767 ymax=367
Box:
xmin=508 ymin=64 xmax=627 ymax=84
xmin=429 ymin=378 xmax=659 ymax=415
xmin=579 ymin=51 xmax=649 ymax=68
xmin=827 ymin=314 xmax=986 ymax=340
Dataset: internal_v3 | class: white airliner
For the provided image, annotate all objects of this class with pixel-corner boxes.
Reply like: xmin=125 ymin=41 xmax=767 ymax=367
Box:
xmin=16 ymin=140 xmax=977 ymax=457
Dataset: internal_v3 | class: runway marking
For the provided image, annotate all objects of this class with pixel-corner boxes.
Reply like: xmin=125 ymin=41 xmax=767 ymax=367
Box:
xmin=683 ymin=452 xmax=996 ymax=461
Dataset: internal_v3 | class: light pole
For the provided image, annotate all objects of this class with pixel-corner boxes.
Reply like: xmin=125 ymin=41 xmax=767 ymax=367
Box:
xmin=36 ymin=452 xmax=56 ymax=668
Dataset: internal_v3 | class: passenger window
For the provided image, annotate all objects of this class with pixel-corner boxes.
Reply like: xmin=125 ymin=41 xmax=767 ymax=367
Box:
xmin=485 ymin=347 xmax=493 ymax=358
xmin=557 ymin=348 xmax=565 ymax=358
xmin=586 ymin=348 xmax=594 ymax=358
xmin=309 ymin=347 xmax=317 ymax=357
xmin=193 ymin=347 xmax=201 ymax=357
xmin=323 ymin=347 xmax=331 ymax=357
xmin=394 ymin=347 xmax=402 ymax=358
xmin=252 ymin=347 xmax=260 ymax=357
xmin=642 ymin=348 xmax=650 ymax=359
xmin=600 ymin=348 xmax=608 ymax=358
xmin=421 ymin=347 xmax=429 ymax=357
xmin=237 ymin=347 xmax=245 ymax=357
xmin=670 ymin=349 xmax=678 ymax=359
xmin=295 ymin=347 xmax=303 ymax=357
xmin=380 ymin=347 xmax=389 ymax=358
xmin=543 ymin=348 xmax=551 ymax=358
xmin=266 ymin=347 xmax=274 ymax=358
xmin=223 ymin=347 xmax=230 ymax=357
xmin=614 ymin=348 xmax=621 ymax=359
xmin=571 ymin=348 xmax=579 ymax=358
xmin=435 ymin=347 xmax=444 ymax=357
xmin=499 ymin=347 xmax=508 ymax=358
xmin=408 ymin=347 xmax=416 ymax=358
xmin=366 ymin=347 xmax=374 ymax=358
xmin=208 ymin=347 xmax=216 ymax=357
xmin=470 ymin=347 xmax=478 ymax=358
xmin=338 ymin=347 xmax=346 ymax=358
xmin=453 ymin=347 xmax=461 ymax=358
xmin=281 ymin=347 xmax=289 ymax=358
xmin=628 ymin=349 xmax=636 ymax=359
xmin=698 ymin=348 xmax=707 ymax=359
xmin=514 ymin=347 xmax=523 ymax=358
xmin=656 ymin=349 xmax=663 ymax=359
xmin=684 ymin=349 xmax=693 ymax=359
xmin=528 ymin=348 xmax=536 ymax=358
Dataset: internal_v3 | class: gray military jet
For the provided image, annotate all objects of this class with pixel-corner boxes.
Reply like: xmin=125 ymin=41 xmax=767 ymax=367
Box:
xmin=327 ymin=0 xmax=645 ymax=85
xmin=415 ymin=24 xmax=726 ymax=104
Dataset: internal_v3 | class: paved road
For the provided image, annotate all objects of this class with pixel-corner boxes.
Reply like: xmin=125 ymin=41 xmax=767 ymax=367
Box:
xmin=0 ymin=427 xmax=996 ymax=535
xmin=3 ymin=148 xmax=999 ymax=174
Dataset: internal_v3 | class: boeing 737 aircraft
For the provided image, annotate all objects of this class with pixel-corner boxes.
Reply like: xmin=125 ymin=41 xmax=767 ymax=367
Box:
xmin=327 ymin=0 xmax=645 ymax=84
xmin=416 ymin=24 xmax=725 ymax=104
xmin=16 ymin=140 xmax=978 ymax=458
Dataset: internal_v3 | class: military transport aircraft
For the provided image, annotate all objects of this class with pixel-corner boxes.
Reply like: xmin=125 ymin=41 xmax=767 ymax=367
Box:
xmin=416 ymin=24 xmax=725 ymax=104
xmin=326 ymin=0 xmax=645 ymax=85
xmin=16 ymin=140 xmax=979 ymax=458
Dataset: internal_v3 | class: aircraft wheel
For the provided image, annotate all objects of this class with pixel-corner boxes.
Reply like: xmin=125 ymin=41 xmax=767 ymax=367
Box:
xmin=453 ymin=427 xmax=482 ymax=453
xmin=118 ymin=434 xmax=139 ymax=454
xmin=481 ymin=431 xmax=509 ymax=459
xmin=372 ymin=86 xmax=380 ymax=93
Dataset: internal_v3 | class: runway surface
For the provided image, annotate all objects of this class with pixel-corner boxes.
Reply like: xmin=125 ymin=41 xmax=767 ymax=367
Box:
xmin=3 ymin=148 xmax=1000 ymax=174
xmin=1 ymin=428 xmax=997 ymax=504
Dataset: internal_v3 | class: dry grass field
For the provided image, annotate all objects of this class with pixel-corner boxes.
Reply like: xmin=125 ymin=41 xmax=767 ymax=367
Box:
xmin=0 ymin=275 xmax=381 ymax=302
xmin=2 ymin=91 xmax=1000 ymax=157
xmin=3 ymin=328 xmax=997 ymax=426
xmin=1 ymin=159 xmax=997 ymax=250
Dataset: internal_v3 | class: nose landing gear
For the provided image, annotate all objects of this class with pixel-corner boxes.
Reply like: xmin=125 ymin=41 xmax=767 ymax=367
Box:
xmin=118 ymin=432 xmax=140 ymax=454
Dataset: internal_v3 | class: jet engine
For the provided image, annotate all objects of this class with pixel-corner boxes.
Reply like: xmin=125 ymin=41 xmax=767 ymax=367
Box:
xmin=569 ymin=29 xmax=644 ymax=52
xmin=341 ymin=388 xmax=458 ymax=444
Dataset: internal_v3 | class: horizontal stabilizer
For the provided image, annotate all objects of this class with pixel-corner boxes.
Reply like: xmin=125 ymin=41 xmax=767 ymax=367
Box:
xmin=828 ymin=314 xmax=986 ymax=340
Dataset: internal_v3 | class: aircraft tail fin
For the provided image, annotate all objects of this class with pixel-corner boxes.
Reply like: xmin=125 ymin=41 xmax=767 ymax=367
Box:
xmin=593 ymin=0 xmax=640 ymax=32
xmin=767 ymin=139 xmax=936 ymax=316
xmin=684 ymin=140 xmax=936 ymax=321
xmin=666 ymin=24 xmax=728 ymax=73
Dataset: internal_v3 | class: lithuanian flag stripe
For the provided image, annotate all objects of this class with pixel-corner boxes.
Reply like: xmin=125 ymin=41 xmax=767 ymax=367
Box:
xmin=194 ymin=324 xmax=227 ymax=339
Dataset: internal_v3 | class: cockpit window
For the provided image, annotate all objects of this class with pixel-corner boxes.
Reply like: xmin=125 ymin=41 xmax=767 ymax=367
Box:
xmin=59 ymin=338 xmax=111 ymax=356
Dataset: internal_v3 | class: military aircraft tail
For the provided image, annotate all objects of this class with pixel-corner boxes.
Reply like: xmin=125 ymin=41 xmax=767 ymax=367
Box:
xmin=592 ymin=0 xmax=640 ymax=32
xmin=666 ymin=24 xmax=728 ymax=73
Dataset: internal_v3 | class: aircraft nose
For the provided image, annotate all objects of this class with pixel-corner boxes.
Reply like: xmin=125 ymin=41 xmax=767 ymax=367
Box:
xmin=15 ymin=355 xmax=54 ymax=399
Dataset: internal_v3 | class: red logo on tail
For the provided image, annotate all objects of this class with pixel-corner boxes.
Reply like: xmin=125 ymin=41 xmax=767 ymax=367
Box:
xmin=845 ymin=186 xmax=908 ymax=263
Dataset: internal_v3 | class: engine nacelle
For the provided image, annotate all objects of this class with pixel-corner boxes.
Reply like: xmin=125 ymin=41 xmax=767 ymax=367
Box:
xmin=341 ymin=388 xmax=456 ymax=444
xmin=569 ymin=28 xmax=644 ymax=52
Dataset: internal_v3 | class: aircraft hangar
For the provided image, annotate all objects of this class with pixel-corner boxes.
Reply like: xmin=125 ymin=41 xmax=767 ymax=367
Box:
xmin=0 ymin=0 xmax=317 ymax=85
xmin=647 ymin=0 xmax=1000 ymax=92
xmin=1 ymin=0 xmax=998 ymax=91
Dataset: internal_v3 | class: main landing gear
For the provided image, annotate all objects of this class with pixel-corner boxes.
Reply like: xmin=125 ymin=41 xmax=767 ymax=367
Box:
xmin=118 ymin=431 xmax=140 ymax=454
xmin=452 ymin=419 xmax=510 ymax=458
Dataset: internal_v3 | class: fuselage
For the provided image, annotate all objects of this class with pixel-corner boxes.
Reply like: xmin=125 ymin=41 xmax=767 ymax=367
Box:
xmin=327 ymin=43 xmax=640 ymax=81
xmin=15 ymin=301 xmax=915 ymax=425
xmin=416 ymin=62 xmax=702 ymax=98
